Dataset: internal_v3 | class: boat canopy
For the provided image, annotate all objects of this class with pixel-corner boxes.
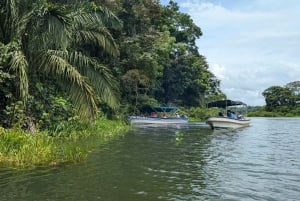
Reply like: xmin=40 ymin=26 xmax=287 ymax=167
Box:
xmin=140 ymin=105 xmax=178 ymax=113
xmin=207 ymin=100 xmax=247 ymax=108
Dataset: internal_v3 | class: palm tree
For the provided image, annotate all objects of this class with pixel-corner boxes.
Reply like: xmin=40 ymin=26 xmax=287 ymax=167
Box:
xmin=0 ymin=0 xmax=121 ymax=119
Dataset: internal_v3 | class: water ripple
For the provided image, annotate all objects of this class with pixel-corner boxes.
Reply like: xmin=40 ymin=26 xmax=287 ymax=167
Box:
xmin=0 ymin=118 xmax=300 ymax=201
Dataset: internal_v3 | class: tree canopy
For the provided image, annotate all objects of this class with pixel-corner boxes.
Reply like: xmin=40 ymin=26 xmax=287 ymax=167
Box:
xmin=262 ymin=81 xmax=300 ymax=114
xmin=0 ymin=0 xmax=223 ymax=129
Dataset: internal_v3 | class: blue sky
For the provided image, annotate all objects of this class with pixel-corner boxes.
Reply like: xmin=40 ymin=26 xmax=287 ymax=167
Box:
xmin=161 ymin=0 xmax=300 ymax=106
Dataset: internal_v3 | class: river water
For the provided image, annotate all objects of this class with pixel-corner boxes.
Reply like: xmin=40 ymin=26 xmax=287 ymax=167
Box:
xmin=0 ymin=117 xmax=300 ymax=201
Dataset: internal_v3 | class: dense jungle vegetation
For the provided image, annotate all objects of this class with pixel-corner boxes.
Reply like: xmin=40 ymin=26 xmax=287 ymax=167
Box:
xmin=0 ymin=0 xmax=225 ymax=132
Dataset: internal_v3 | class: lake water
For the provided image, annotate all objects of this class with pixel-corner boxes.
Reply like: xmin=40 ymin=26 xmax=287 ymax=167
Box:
xmin=0 ymin=117 xmax=300 ymax=201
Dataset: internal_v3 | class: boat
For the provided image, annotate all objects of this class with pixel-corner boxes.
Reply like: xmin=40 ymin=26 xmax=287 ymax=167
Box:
xmin=206 ymin=100 xmax=250 ymax=129
xmin=129 ymin=106 xmax=188 ymax=125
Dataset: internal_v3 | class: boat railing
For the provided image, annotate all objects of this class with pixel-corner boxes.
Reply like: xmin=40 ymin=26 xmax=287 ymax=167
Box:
xmin=129 ymin=115 xmax=188 ymax=120
xmin=129 ymin=115 xmax=159 ymax=120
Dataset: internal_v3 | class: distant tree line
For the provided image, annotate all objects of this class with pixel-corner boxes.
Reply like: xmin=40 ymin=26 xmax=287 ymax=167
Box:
xmin=0 ymin=0 xmax=224 ymax=130
xmin=249 ymin=81 xmax=300 ymax=117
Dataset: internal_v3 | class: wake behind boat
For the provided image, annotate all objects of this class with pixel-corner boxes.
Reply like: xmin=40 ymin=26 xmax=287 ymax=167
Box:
xmin=206 ymin=100 xmax=250 ymax=129
xmin=129 ymin=106 xmax=188 ymax=125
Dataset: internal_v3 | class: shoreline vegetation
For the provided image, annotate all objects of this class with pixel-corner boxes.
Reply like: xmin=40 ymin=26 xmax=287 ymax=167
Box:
xmin=0 ymin=119 xmax=130 ymax=168
xmin=1 ymin=107 xmax=299 ymax=169
xmin=184 ymin=107 xmax=300 ymax=121
xmin=248 ymin=110 xmax=300 ymax=117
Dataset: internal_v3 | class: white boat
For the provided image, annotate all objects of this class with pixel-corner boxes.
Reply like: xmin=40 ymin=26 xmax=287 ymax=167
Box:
xmin=206 ymin=100 xmax=250 ymax=129
xmin=206 ymin=116 xmax=250 ymax=129
xmin=129 ymin=106 xmax=188 ymax=125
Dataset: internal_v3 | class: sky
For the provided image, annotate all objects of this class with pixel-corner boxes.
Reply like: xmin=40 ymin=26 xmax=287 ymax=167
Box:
xmin=161 ymin=0 xmax=300 ymax=106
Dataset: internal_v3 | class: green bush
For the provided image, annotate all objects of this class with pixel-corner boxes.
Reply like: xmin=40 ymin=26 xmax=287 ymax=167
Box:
xmin=181 ymin=107 xmax=218 ymax=121
xmin=0 ymin=119 xmax=129 ymax=168
xmin=248 ymin=106 xmax=300 ymax=117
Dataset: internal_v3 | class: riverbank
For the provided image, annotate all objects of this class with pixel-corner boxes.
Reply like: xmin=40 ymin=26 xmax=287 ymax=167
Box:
xmin=0 ymin=119 xmax=130 ymax=168
xmin=248 ymin=110 xmax=300 ymax=117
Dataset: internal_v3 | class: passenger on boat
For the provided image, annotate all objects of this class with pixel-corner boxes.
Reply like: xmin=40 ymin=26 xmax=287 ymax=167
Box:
xmin=218 ymin=112 xmax=224 ymax=117
xmin=226 ymin=110 xmax=231 ymax=117
xmin=150 ymin=112 xmax=158 ymax=117
xmin=175 ymin=112 xmax=180 ymax=118
xmin=227 ymin=110 xmax=236 ymax=119
xmin=162 ymin=113 xmax=167 ymax=118
xmin=231 ymin=111 xmax=237 ymax=119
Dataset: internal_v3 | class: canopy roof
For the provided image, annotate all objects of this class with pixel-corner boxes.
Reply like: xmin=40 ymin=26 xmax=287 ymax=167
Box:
xmin=207 ymin=100 xmax=247 ymax=108
xmin=140 ymin=105 xmax=178 ymax=113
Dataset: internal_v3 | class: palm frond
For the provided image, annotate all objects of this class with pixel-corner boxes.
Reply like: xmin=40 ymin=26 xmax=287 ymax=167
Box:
xmin=89 ymin=59 xmax=119 ymax=108
xmin=2 ymin=0 xmax=17 ymax=42
xmin=14 ymin=4 xmax=35 ymax=39
xmin=74 ymin=26 xmax=119 ymax=56
xmin=48 ymin=50 xmax=119 ymax=108
xmin=69 ymin=10 xmax=100 ymax=28
xmin=68 ymin=81 xmax=98 ymax=119
xmin=39 ymin=5 xmax=71 ymax=50
xmin=95 ymin=5 xmax=122 ymax=30
xmin=38 ymin=50 xmax=98 ymax=119
xmin=9 ymin=49 xmax=29 ymax=101
xmin=69 ymin=10 xmax=119 ymax=56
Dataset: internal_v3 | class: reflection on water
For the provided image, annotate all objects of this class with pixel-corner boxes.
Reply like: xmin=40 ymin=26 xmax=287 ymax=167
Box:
xmin=1 ymin=118 xmax=300 ymax=201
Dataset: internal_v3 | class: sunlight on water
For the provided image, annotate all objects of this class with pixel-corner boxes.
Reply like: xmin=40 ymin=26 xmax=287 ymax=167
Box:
xmin=0 ymin=118 xmax=300 ymax=201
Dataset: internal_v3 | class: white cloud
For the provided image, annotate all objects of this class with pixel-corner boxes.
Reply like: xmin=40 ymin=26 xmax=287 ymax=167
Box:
xmin=209 ymin=63 xmax=226 ymax=80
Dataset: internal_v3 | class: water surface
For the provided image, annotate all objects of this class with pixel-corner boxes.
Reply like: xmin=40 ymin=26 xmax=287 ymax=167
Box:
xmin=0 ymin=118 xmax=300 ymax=200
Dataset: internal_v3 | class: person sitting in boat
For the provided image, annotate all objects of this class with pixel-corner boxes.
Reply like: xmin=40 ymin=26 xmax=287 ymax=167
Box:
xmin=218 ymin=112 xmax=224 ymax=117
xmin=226 ymin=110 xmax=231 ymax=118
xmin=227 ymin=110 xmax=236 ymax=119
xmin=150 ymin=112 xmax=158 ymax=117
xmin=162 ymin=112 xmax=167 ymax=118
xmin=231 ymin=111 xmax=237 ymax=119
xmin=175 ymin=112 xmax=180 ymax=118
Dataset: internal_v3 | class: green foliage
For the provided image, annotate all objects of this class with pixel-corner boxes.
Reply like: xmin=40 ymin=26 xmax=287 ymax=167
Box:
xmin=0 ymin=65 xmax=15 ymax=127
xmin=263 ymin=86 xmax=296 ymax=111
xmin=28 ymin=95 xmax=75 ymax=132
xmin=0 ymin=119 xmax=129 ymax=167
xmin=249 ymin=81 xmax=300 ymax=117
xmin=116 ymin=0 xmax=222 ymax=110
xmin=260 ymin=81 xmax=300 ymax=116
xmin=162 ymin=54 xmax=211 ymax=106
xmin=285 ymin=81 xmax=300 ymax=102
xmin=1 ymin=0 xmax=224 ymax=128
xmin=181 ymin=107 xmax=218 ymax=121
xmin=160 ymin=0 xmax=202 ymax=53
xmin=0 ymin=0 xmax=120 ymax=124
xmin=248 ymin=106 xmax=300 ymax=117
xmin=3 ymin=101 xmax=25 ymax=128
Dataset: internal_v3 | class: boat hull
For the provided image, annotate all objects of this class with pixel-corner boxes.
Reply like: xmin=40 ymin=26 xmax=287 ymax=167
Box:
xmin=130 ymin=116 xmax=188 ymax=125
xmin=206 ymin=117 xmax=250 ymax=129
